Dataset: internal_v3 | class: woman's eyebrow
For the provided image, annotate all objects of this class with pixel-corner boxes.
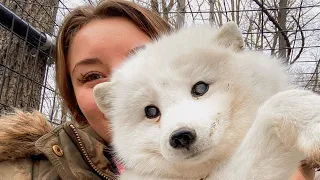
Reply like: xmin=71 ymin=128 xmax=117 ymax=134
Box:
xmin=127 ymin=45 xmax=146 ymax=56
xmin=72 ymin=58 xmax=102 ymax=75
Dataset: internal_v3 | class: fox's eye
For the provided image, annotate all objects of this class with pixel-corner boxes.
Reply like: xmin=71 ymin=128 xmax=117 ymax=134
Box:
xmin=191 ymin=81 xmax=209 ymax=97
xmin=145 ymin=105 xmax=161 ymax=119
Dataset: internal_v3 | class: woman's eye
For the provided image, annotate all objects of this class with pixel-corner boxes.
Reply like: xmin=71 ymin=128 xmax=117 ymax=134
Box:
xmin=191 ymin=81 xmax=209 ymax=97
xmin=79 ymin=72 xmax=105 ymax=83
xmin=145 ymin=105 xmax=161 ymax=119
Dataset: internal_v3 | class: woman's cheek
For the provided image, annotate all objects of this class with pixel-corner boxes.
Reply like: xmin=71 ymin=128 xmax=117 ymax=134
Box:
xmin=76 ymin=88 xmax=111 ymax=142
xmin=76 ymin=88 xmax=102 ymax=120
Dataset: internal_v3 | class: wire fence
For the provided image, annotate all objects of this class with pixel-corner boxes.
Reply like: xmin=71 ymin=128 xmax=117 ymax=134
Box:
xmin=0 ymin=0 xmax=62 ymax=125
xmin=0 ymin=0 xmax=320 ymax=125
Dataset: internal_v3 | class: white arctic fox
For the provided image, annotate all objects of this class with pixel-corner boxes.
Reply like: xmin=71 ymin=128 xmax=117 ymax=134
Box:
xmin=93 ymin=22 xmax=320 ymax=180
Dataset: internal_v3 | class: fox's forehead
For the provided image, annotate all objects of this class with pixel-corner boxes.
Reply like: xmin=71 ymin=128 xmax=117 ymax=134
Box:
xmin=110 ymin=51 xmax=231 ymax=110
xmin=113 ymin=46 xmax=230 ymax=85
xmin=110 ymin=25 xmax=233 ymax=96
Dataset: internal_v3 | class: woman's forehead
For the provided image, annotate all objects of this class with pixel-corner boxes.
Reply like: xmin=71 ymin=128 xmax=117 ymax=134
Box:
xmin=67 ymin=17 xmax=152 ymax=72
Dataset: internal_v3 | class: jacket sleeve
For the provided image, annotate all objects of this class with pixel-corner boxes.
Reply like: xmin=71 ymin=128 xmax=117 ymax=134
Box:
xmin=0 ymin=157 xmax=63 ymax=180
xmin=0 ymin=159 xmax=33 ymax=179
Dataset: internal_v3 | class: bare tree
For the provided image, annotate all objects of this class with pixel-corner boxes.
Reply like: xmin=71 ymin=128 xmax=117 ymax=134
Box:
xmin=151 ymin=0 xmax=160 ymax=14
xmin=139 ymin=0 xmax=320 ymax=92
xmin=278 ymin=0 xmax=289 ymax=59
xmin=176 ymin=0 xmax=186 ymax=28
xmin=209 ymin=0 xmax=223 ymax=26
xmin=162 ymin=0 xmax=175 ymax=22
xmin=0 ymin=0 xmax=59 ymax=113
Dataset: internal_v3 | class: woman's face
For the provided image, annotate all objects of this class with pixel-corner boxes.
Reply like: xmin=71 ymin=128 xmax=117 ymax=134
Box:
xmin=68 ymin=17 xmax=152 ymax=143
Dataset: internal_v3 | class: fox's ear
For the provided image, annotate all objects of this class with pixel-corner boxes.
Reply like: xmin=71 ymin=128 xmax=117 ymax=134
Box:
xmin=93 ymin=81 xmax=114 ymax=114
xmin=214 ymin=21 xmax=244 ymax=52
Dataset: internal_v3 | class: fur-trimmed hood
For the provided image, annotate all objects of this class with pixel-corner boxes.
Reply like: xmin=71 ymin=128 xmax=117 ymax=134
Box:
xmin=0 ymin=110 xmax=52 ymax=162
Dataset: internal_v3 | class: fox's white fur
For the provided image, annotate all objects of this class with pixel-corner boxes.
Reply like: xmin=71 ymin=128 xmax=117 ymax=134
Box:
xmin=93 ymin=22 xmax=320 ymax=180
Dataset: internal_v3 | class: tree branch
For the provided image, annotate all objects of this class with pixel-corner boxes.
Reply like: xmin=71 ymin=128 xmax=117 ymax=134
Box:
xmin=305 ymin=58 xmax=320 ymax=89
xmin=151 ymin=0 xmax=160 ymax=14
xmin=252 ymin=0 xmax=292 ymax=59
xmin=290 ymin=16 xmax=305 ymax=64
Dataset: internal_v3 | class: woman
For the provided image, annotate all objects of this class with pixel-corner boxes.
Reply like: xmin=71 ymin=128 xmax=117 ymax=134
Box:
xmin=0 ymin=0 xmax=316 ymax=179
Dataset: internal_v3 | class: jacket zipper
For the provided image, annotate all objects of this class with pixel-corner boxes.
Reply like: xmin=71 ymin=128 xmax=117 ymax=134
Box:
xmin=69 ymin=124 xmax=115 ymax=180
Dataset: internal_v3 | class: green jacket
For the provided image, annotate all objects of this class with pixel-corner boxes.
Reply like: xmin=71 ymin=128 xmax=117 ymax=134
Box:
xmin=0 ymin=111 xmax=318 ymax=180
xmin=0 ymin=110 xmax=118 ymax=180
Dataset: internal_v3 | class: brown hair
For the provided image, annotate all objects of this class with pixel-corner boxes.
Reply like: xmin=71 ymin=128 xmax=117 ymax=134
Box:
xmin=56 ymin=0 xmax=171 ymax=125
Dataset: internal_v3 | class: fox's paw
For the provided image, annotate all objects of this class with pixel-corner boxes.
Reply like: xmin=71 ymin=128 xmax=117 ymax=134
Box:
xmin=258 ymin=89 xmax=320 ymax=160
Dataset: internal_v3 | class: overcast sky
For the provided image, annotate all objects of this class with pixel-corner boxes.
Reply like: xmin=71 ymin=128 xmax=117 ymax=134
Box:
xmin=64 ymin=0 xmax=87 ymax=8
xmin=54 ymin=0 xmax=88 ymax=35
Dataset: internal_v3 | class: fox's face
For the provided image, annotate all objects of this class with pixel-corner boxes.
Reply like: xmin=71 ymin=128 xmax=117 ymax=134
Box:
xmin=96 ymin=50 xmax=236 ymax=170
xmin=93 ymin=22 xmax=287 ymax=177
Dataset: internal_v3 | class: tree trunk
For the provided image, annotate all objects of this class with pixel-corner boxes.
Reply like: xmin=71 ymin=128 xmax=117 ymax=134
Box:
xmin=175 ymin=0 xmax=186 ymax=29
xmin=209 ymin=0 xmax=216 ymax=24
xmin=150 ymin=0 xmax=160 ymax=14
xmin=278 ymin=0 xmax=288 ymax=60
xmin=0 ymin=0 xmax=58 ymax=113
xmin=161 ymin=0 xmax=174 ymax=22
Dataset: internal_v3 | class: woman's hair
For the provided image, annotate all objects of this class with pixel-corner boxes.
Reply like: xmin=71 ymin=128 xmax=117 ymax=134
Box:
xmin=56 ymin=0 xmax=171 ymax=125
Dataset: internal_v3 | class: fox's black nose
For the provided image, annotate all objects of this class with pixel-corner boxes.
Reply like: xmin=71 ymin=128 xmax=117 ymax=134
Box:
xmin=169 ymin=128 xmax=196 ymax=150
